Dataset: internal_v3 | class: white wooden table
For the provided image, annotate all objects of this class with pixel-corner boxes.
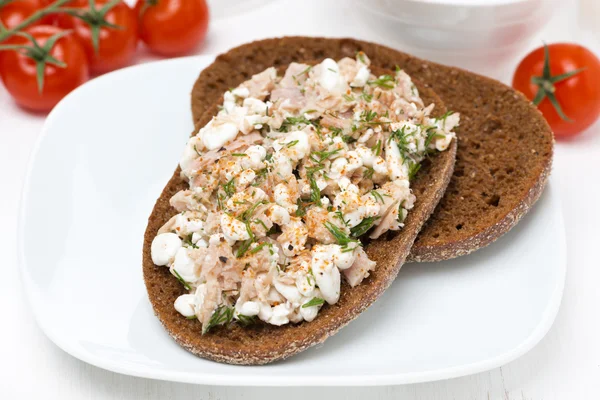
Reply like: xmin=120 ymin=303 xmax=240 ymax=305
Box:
xmin=2 ymin=1 xmax=599 ymax=398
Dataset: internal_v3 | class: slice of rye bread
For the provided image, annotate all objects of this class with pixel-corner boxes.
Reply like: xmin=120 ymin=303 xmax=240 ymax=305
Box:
xmin=143 ymin=65 xmax=457 ymax=365
xmin=190 ymin=37 xmax=554 ymax=262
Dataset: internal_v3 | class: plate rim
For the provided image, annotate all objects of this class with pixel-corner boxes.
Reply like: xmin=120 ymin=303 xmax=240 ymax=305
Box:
xmin=17 ymin=55 xmax=567 ymax=386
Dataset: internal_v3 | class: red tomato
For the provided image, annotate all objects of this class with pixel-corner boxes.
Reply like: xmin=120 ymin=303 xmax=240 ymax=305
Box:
xmin=134 ymin=0 xmax=209 ymax=56
xmin=0 ymin=0 xmax=49 ymax=29
xmin=0 ymin=25 xmax=89 ymax=111
xmin=56 ymin=0 xmax=138 ymax=74
xmin=512 ymin=43 xmax=600 ymax=139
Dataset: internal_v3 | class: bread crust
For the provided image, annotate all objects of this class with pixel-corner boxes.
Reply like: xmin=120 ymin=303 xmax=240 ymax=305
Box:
xmin=190 ymin=37 xmax=554 ymax=263
xmin=143 ymin=67 xmax=456 ymax=364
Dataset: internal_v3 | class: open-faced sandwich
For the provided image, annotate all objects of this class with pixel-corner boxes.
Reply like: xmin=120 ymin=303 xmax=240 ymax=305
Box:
xmin=144 ymin=37 xmax=553 ymax=365
xmin=143 ymin=52 xmax=458 ymax=364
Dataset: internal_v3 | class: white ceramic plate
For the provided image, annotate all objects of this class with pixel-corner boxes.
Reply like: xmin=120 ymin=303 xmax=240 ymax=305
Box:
xmin=19 ymin=56 xmax=566 ymax=386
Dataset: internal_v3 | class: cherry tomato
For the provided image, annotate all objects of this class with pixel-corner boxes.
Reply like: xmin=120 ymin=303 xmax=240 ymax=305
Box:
xmin=56 ymin=0 xmax=138 ymax=74
xmin=134 ymin=0 xmax=209 ymax=56
xmin=0 ymin=0 xmax=50 ymax=29
xmin=512 ymin=43 xmax=600 ymax=139
xmin=0 ymin=25 xmax=89 ymax=111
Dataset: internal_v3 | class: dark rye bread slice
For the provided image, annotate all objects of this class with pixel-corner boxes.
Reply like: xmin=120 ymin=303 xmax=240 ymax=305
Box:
xmin=190 ymin=37 xmax=554 ymax=262
xmin=143 ymin=68 xmax=457 ymax=365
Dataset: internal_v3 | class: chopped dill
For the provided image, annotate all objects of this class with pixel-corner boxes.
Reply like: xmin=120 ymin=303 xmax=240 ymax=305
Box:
xmin=302 ymin=297 xmax=325 ymax=308
xmin=323 ymin=221 xmax=358 ymax=247
xmin=370 ymin=190 xmax=385 ymax=203
xmin=222 ymin=178 xmax=235 ymax=197
xmin=350 ymin=216 xmax=381 ymax=237
xmin=372 ymin=139 xmax=382 ymax=156
xmin=202 ymin=306 xmax=234 ymax=334
xmin=368 ymin=74 xmax=395 ymax=89
xmin=408 ymin=162 xmax=421 ymax=181
xmin=360 ymin=92 xmax=373 ymax=102
xmin=172 ymin=269 xmax=192 ymax=291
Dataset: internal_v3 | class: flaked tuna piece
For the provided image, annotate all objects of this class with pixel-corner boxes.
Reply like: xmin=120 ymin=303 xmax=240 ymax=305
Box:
xmin=369 ymin=199 xmax=399 ymax=239
xmin=238 ymin=270 xmax=258 ymax=303
xmin=250 ymin=204 xmax=274 ymax=238
xmin=337 ymin=57 xmax=360 ymax=84
xmin=280 ymin=62 xmax=311 ymax=88
xmin=343 ymin=247 xmax=376 ymax=287
xmin=241 ymin=67 xmax=276 ymax=100
xmin=190 ymin=173 xmax=218 ymax=198
xmin=394 ymin=69 xmax=424 ymax=107
xmin=217 ymin=244 xmax=243 ymax=291
xmin=197 ymin=280 xmax=221 ymax=327
xmin=270 ymin=87 xmax=306 ymax=111
xmin=369 ymin=181 xmax=414 ymax=239
xmin=225 ymin=131 xmax=263 ymax=149
xmin=277 ymin=216 xmax=308 ymax=256
xmin=158 ymin=214 xmax=178 ymax=234
xmin=202 ymin=212 xmax=221 ymax=236
xmin=305 ymin=207 xmax=336 ymax=244
xmin=185 ymin=132 xmax=263 ymax=176
xmin=316 ymin=94 xmax=344 ymax=113
xmin=170 ymin=190 xmax=201 ymax=212
xmin=321 ymin=114 xmax=351 ymax=131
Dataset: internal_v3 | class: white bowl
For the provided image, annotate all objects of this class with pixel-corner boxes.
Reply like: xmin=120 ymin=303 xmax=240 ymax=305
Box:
xmin=355 ymin=0 xmax=557 ymax=78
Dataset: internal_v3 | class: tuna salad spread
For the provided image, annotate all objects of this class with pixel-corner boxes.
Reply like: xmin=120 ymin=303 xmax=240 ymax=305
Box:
xmin=151 ymin=53 xmax=459 ymax=333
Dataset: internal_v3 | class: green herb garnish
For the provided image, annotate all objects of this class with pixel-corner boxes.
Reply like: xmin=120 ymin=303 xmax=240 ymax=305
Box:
xmin=202 ymin=305 xmax=234 ymax=334
xmin=302 ymin=297 xmax=325 ymax=308
xmin=368 ymin=74 xmax=395 ymax=89
xmin=306 ymin=165 xmax=324 ymax=206
xmin=237 ymin=314 xmax=256 ymax=326
xmin=183 ymin=234 xmax=199 ymax=249
xmin=370 ymin=190 xmax=385 ymax=203
xmin=360 ymin=92 xmax=373 ymax=102
xmin=250 ymin=242 xmax=272 ymax=254
xmin=437 ymin=110 xmax=456 ymax=129
xmin=310 ymin=148 xmax=340 ymax=164
xmin=295 ymin=66 xmax=312 ymax=77
xmin=172 ymin=269 xmax=191 ymax=291
xmin=408 ymin=162 xmax=421 ymax=181
xmin=357 ymin=51 xmax=366 ymax=64
xmin=323 ymin=221 xmax=358 ymax=247
xmin=372 ymin=139 xmax=382 ymax=156
xmin=222 ymin=178 xmax=235 ymax=197
xmin=350 ymin=216 xmax=380 ymax=237
xmin=389 ymin=126 xmax=415 ymax=158
xmin=342 ymin=135 xmax=357 ymax=144
xmin=295 ymin=198 xmax=309 ymax=217
xmin=362 ymin=109 xmax=377 ymax=122
xmin=334 ymin=210 xmax=349 ymax=226
xmin=236 ymin=239 xmax=253 ymax=258
xmin=280 ymin=116 xmax=311 ymax=132
xmin=240 ymin=200 xmax=268 ymax=222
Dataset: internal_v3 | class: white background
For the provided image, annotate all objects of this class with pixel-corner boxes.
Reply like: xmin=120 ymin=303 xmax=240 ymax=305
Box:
xmin=2 ymin=0 xmax=600 ymax=398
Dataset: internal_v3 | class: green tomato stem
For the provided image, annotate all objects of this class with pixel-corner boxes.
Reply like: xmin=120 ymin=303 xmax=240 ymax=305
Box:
xmin=529 ymin=43 xmax=586 ymax=121
xmin=0 ymin=0 xmax=73 ymax=43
